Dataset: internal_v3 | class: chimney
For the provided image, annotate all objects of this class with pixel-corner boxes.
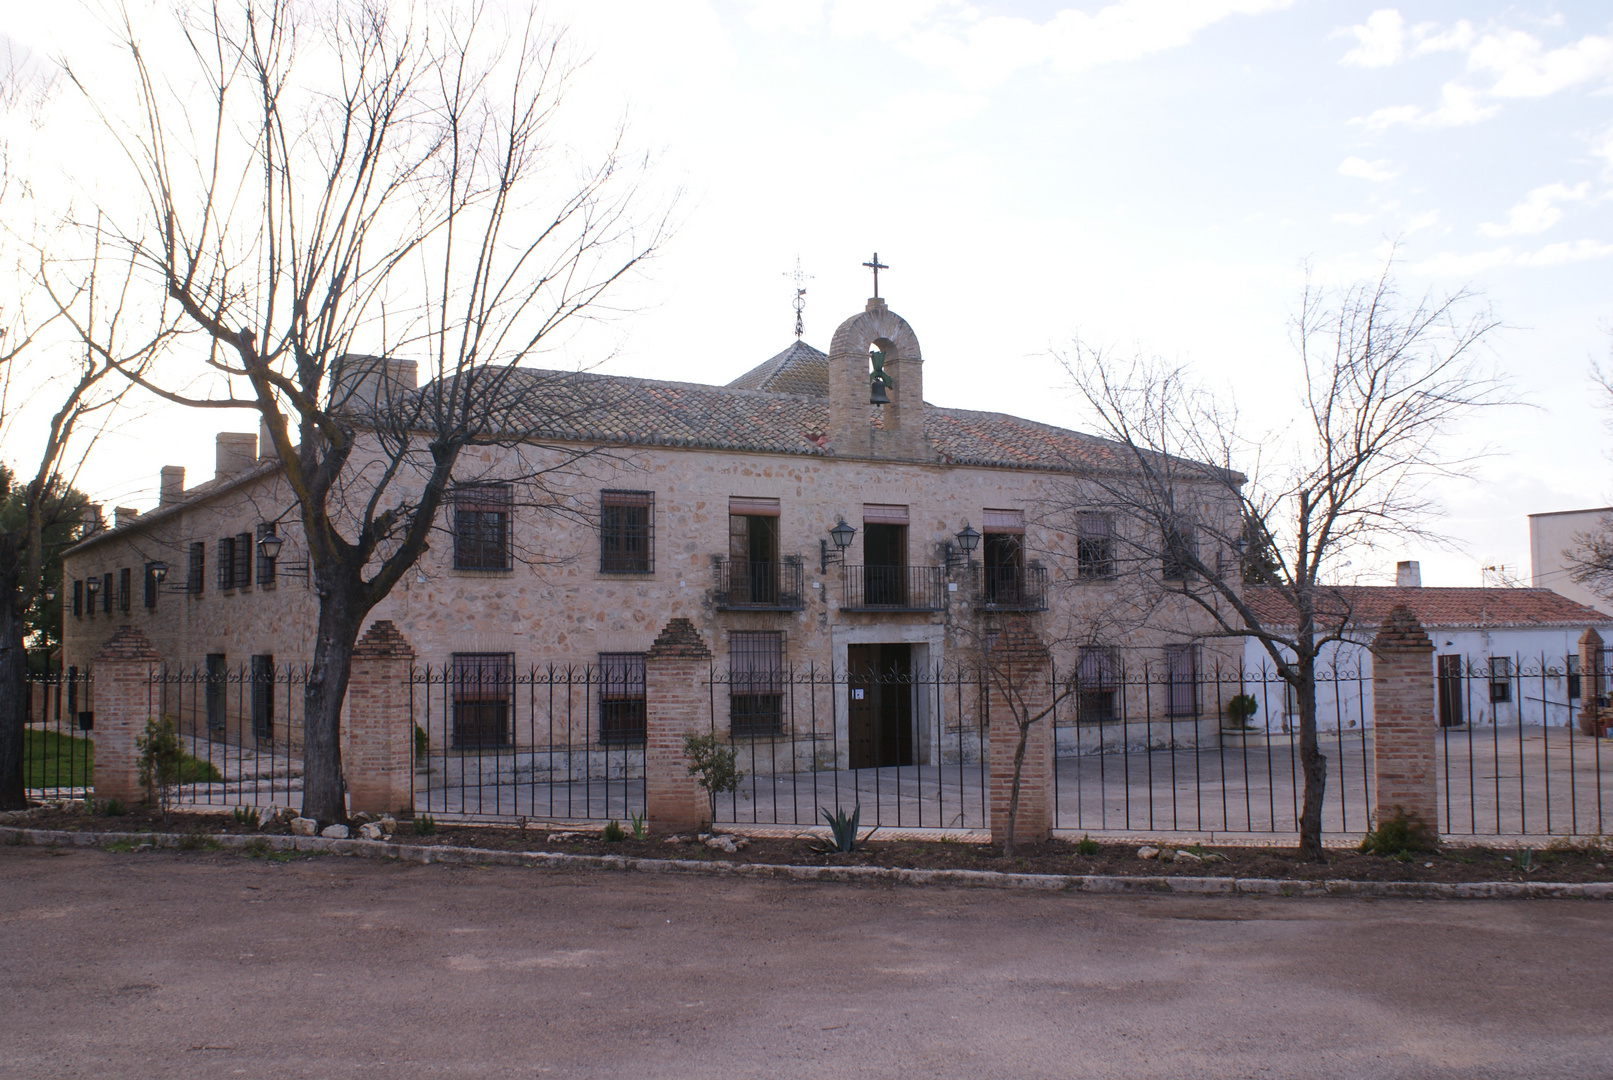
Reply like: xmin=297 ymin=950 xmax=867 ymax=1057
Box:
xmin=258 ymin=416 xmax=278 ymax=461
xmin=113 ymin=506 xmax=140 ymax=529
xmin=159 ymin=466 xmax=186 ymax=507
xmin=215 ymin=432 xmax=258 ymax=480
xmin=83 ymin=503 xmax=104 ymax=536
xmin=1396 ymin=560 xmax=1421 ymax=588
xmin=331 ymin=354 xmax=419 ymax=415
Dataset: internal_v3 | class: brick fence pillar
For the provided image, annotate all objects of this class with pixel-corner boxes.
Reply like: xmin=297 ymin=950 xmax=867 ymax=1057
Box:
xmin=344 ymin=621 xmax=416 ymax=817
xmin=1577 ymin=629 xmax=1606 ymax=737
xmin=1370 ymin=605 xmax=1438 ymax=832
xmin=986 ymin=617 xmax=1054 ymax=848
xmin=644 ymin=618 xmax=713 ymax=833
xmin=92 ymin=626 xmax=162 ymax=805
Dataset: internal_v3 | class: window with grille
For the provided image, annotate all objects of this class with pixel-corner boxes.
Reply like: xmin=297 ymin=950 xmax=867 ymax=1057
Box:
xmin=143 ymin=564 xmax=159 ymax=609
xmin=1164 ymin=644 xmax=1199 ymax=717
xmin=234 ymin=532 xmax=252 ymax=587
xmin=453 ymin=485 xmax=513 ymax=570
xmin=1077 ymin=512 xmax=1115 ymax=580
xmin=217 ymin=537 xmax=236 ymax=590
xmin=256 ymin=523 xmax=277 ymax=585
xmin=600 ymin=490 xmax=654 ymax=574
xmin=251 ymin=655 xmax=275 ymax=740
xmin=1076 ymin=646 xmax=1120 ymax=723
xmin=730 ymin=631 xmax=785 ymax=739
xmin=1162 ymin=523 xmax=1196 ymax=582
xmin=451 ymin=652 xmax=513 ymax=749
xmin=1489 ymin=656 xmax=1513 ymax=704
xmin=188 ymin=542 xmax=206 ymax=593
xmin=117 ymin=568 xmax=131 ymax=612
xmin=101 ymin=572 xmax=113 ymax=613
xmin=72 ymin=579 xmax=83 ymax=618
xmin=599 ymin=652 xmax=646 ymax=745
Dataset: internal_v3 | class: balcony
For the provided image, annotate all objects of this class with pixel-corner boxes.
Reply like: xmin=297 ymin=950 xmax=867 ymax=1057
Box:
xmin=713 ymin=556 xmax=805 ymax=611
xmin=973 ymin=564 xmax=1049 ymax=612
xmin=841 ymin=565 xmax=946 ymax=612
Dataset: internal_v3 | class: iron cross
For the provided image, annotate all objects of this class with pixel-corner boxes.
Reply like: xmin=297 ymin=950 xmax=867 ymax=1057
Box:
xmin=862 ymin=252 xmax=889 ymax=298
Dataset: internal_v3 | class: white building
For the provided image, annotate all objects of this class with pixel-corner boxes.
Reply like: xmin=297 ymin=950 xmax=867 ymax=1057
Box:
xmin=1529 ymin=507 xmax=1613 ymax=613
xmin=1240 ymin=567 xmax=1612 ymax=733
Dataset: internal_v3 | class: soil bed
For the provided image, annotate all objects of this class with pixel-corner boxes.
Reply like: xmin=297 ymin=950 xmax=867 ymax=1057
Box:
xmin=13 ymin=803 xmax=1613 ymax=885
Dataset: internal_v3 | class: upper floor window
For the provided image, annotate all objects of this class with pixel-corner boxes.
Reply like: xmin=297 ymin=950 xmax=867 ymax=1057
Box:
xmin=118 ymin=567 xmax=131 ymax=612
xmin=256 ymin=523 xmax=277 ymax=585
xmin=600 ymin=490 xmax=655 ymax=574
xmin=187 ymin=542 xmax=206 ymax=594
xmin=144 ymin=564 xmax=160 ymax=609
xmin=1077 ymin=512 xmax=1115 ymax=580
xmin=1162 ymin=522 xmax=1197 ymax=582
xmin=101 ymin=572 xmax=113 ymax=613
xmin=453 ymin=485 xmax=513 ymax=571
xmin=72 ymin=579 xmax=83 ymax=618
xmin=981 ymin=509 xmax=1025 ymax=603
xmin=217 ymin=536 xmax=237 ymax=590
xmin=234 ymin=531 xmax=252 ymax=587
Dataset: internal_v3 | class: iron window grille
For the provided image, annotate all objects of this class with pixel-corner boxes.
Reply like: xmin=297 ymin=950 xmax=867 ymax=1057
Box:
xmin=188 ymin=542 xmax=205 ymax=593
xmin=599 ymin=652 xmax=647 ymax=745
xmin=1162 ymin=523 xmax=1197 ymax=582
xmin=256 ymin=523 xmax=277 ymax=585
xmin=1568 ymin=655 xmax=1582 ymax=700
xmin=1489 ymin=656 xmax=1513 ymax=704
xmin=1076 ymin=646 xmax=1121 ymax=723
xmin=101 ymin=572 xmax=113 ymax=613
xmin=453 ymin=485 xmax=513 ymax=571
xmin=251 ymin=654 xmax=275 ymax=740
xmin=1077 ymin=512 xmax=1116 ymax=579
xmin=217 ymin=536 xmax=236 ymax=590
xmin=143 ymin=565 xmax=159 ymax=609
xmin=1164 ymin=644 xmax=1199 ymax=717
xmin=234 ymin=532 xmax=252 ymax=587
xmin=451 ymin=652 xmax=513 ymax=749
xmin=730 ymin=631 xmax=785 ymax=739
xmin=117 ymin=568 xmax=131 ymax=612
xmin=600 ymin=490 xmax=654 ymax=574
xmin=72 ymin=579 xmax=83 ymax=618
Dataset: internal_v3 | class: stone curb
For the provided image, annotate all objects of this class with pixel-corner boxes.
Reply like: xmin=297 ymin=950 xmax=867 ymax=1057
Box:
xmin=6 ymin=825 xmax=1613 ymax=901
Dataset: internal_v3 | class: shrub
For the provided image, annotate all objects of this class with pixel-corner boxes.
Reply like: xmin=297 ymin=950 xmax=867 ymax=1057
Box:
xmin=414 ymin=723 xmax=429 ymax=762
xmin=103 ymin=798 xmax=126 ymax=817
xmin=1359 ymin=808 xmax=1435 ymax=857
xmin=629 ymin=812 xmax=647 ymax=840
xmin=413 ymin=814 xmax=436 ymax=836
xmin=233 ymin=806 xmax=261 ymax=828
xmin=1225 ymin=694 xmax=1259 ymax=729
xmin=683 ymin=732 xmax=743 ymax=819
xmin=811 ymin=804 xmax=876 ymax=854
xmin=1075 ymin=834 xmax=1100 ymax=856
xmin=137 ymin=717 xmax=184 ymax=821
xmin=602 ymin=819 xmax=626 ymax=843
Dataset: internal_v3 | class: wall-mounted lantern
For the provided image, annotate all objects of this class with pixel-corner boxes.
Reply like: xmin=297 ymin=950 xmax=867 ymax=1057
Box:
xmin=257 ymin=532 xmax=283 ymax=560
xmin=820 ymin=519 xmax=856 ymax=573
xmin=944 ymin=524 xmax=981 ymax=573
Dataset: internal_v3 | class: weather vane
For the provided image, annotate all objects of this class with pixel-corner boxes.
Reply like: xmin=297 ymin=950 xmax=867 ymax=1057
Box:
xmin=862 ymin=252 xmax=888 ymax=299
xmin=784 ymin=257 xmax=812 ymax=339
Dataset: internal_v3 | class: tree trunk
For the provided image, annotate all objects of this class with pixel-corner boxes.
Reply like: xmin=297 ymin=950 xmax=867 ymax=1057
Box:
xmin=1295 ymin=653 xmax=1327 ymax=859
xmin=301 ymin=593 xmax=364 ymax=825
xmin=1003 ymin=721 xmax=1029 ymax=858
xmin=0 ymin=602 xmax=27 ymax=811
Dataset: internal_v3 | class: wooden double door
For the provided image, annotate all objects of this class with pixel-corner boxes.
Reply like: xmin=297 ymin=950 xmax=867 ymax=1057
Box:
xmin=848 ymin=643 xmax=914 ymax=770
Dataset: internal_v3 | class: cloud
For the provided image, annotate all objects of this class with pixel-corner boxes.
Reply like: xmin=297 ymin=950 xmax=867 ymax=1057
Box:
xmin=1479 ymin=182 xmax=1591 ymax=237
xmin=1333 ymin=211 xmax=1376 ymax=226
xmin=1516 ymin=238 xmax=1613 ymax=266
xmin=1355 ymin=81 xmax=1497 ymax=130
xmin=1407 ymin=236 xmax=1613 ymax=276
xmin=1404 ymin=209 xmax=1440 ymax=235
xmin=741 ymin=0 xmax=1296 ymax=89
xmin=1469 ymin=29 xmax=1613 ymax=99
xmin=1340 ymin=9 xmax=1403 ymax=68
xmin=1338 ymin=156 xmax=1398 ymax=182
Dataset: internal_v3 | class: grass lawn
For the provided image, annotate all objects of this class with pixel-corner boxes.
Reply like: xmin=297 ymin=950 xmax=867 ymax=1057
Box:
xmin=24 ymin=728 xmax=224 ymax=790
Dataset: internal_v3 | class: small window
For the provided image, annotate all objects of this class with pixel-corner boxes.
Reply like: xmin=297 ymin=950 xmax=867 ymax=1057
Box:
xmin=234 ymin=532 xmax=252 ymax=588
xmin=251 ymin=655 xmax=275 ymax=741
xmin=1489 ymin=656 xmax=1513 ymax=704
xmin=256 ymin=523 xmax=277 ymax=585
xmin=217 ymin=537 xmax=236 ymax=590
xmin=72 ymin=579 xmax=83 ymax=618
xmin=188 ymin=542 xmax=206 ymax=594
xmin=143 ymin=564 xmax=159 ymax=609
xmin=1077 ymin=512 xmax=1115 ymax=580
xmin=1076 ymin=645 xmax=1120 ymax=723
xmin=118 ymin=567 xmax=131 ymax=612
xmin=453 ymin=485 xmax=513 ymax=571
xmin=730 ymin=631 xmax=785 ymax=739
xmin=1164 ymin=644 xmax=1198 ymax=717
xmin=451 ymin=652 xmax=513 ymax=749
xmin=600 ymin=490 xmax=654 ymax=574
xmin=102 ymin=572 xmax=113 ymax=613
xmin=599 ymin=653 xmax=646 ymax=745
xmin=1568 ymin=655 xmax=1581 ymax=701
xmin=1162 ymin=523 xmax=1196 ymax=582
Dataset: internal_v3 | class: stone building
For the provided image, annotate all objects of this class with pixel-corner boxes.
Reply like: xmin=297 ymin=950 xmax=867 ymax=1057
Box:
xmin=60 ymin=298 xmax=1238 ymax=773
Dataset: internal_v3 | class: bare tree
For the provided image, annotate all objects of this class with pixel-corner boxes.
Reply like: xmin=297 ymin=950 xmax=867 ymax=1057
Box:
xmin=68 ymin=1 xmax=671 ymax=823
xmin=1567 ymin=363 xmax=1613 ymax=599
xmin=1061 ymin=262 xmax=1504 ymax=857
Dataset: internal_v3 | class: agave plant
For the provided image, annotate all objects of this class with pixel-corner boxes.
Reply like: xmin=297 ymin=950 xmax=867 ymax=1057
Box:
xmin=812 ymin=804 xmax=878 ymax=854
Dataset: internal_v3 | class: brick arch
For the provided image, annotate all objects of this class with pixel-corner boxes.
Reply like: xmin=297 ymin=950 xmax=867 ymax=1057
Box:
xmin=828 ymin=305 xmax=923 ymax=365
xmin=826 ymin=301 xmax=929 ymax=458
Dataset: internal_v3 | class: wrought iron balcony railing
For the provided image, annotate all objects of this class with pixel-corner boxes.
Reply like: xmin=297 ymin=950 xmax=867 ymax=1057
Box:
xmin=713 ymin=556 xmax=805 ymax=611
xmin=841 ymin=565 xmax=946 ymax=612
xmin=973 ymin=564 xmax=1049 ymax=611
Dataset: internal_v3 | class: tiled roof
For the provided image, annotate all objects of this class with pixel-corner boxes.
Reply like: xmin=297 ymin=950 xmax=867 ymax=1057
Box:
xmin=471 ymin=353 xmax=1148 ymax=473
xmin=1243 ymin=585 xmax=1613 ymax=630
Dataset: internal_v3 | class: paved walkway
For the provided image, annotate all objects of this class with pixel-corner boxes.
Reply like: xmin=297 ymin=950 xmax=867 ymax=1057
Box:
xmin=3 ymin=845 xmax=1611 ymax=1079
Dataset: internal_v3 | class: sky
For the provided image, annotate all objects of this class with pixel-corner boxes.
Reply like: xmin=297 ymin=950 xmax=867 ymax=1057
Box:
xmin=4 ymin=1 xmax=1613 ymax=588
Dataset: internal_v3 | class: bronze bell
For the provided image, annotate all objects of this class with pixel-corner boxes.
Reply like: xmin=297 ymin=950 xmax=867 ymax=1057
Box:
xmin=870 ymin=378 xmax=890 ymax=406
xmin=869 ymin=348 xmax=893 ymax=405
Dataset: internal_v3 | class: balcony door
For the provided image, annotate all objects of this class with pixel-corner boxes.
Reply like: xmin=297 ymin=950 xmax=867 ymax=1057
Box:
xmin=862 ymin=504 xmax=909 ymax=607
xmin=848 ymin=643 xmax=914 ymax=769
xmin=729 ymin=510 xmax=780 ymax=605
